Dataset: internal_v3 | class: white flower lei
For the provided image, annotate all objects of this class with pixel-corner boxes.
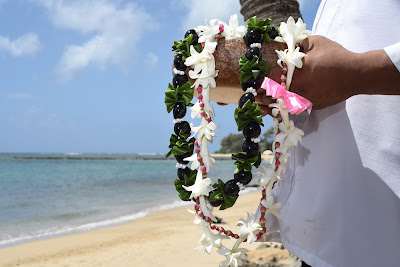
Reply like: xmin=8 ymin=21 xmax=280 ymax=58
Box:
xmin=169 ymin=15 xmax=311 ymax=266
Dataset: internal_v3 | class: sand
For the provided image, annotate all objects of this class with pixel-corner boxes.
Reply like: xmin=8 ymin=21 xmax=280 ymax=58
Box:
xmin=0 ymin=192 xmax=289 ymax=267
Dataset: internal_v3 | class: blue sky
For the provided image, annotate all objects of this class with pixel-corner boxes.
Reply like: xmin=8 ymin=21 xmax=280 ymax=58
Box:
xmin=0 ymin=0 xmax=321 ymax=153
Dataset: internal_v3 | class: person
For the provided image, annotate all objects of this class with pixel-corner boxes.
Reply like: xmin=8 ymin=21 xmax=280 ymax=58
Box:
xmin=254 ymin=0 xmax=400 ymax=266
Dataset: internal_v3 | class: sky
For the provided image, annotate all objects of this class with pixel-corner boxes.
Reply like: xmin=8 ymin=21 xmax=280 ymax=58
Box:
xmin=0 ymin=0 xmax=321 ymax=153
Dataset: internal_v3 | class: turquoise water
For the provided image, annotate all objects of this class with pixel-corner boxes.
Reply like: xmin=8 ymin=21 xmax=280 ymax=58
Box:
xmin=0 ymin=153 xmax=242 ymax=247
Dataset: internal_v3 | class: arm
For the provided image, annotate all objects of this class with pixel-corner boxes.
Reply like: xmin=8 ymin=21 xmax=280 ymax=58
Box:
xmin=289 ymin=35 xmax=400 ymax=109
xmin=256 ymin=35 xmax=400 ymax=112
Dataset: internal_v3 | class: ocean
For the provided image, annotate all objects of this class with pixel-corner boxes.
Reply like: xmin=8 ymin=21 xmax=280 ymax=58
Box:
xmin=0 ymin=153 xmax=260 ymax=248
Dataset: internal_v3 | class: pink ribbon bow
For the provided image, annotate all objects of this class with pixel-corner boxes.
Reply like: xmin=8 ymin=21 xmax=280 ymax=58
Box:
xmin=261 ymin=77 xmax=312 ymax=115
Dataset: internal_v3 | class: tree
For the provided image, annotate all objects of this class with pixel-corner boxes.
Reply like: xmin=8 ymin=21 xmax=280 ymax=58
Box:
xmin=216 ymin=126 xmax=274 ymax=154
xmin=240 ymin=0 xmax=302 ymax=26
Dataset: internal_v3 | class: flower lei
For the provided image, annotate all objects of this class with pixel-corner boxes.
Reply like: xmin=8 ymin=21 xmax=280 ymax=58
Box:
xmin=165 ymin=15 xmax=311 ymax=267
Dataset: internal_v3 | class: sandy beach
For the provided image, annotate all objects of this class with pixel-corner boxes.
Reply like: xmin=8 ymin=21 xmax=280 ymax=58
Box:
xmin=0 ymin=191 xmax=289 ymax=267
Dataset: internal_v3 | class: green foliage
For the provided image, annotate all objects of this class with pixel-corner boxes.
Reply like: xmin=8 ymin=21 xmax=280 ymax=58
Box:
xmin=174 ymin=170 xmax=197 ymax=201
xmin=211 ymin=179 xmax=238 ymax=210
xmin=234 ymin=100 xmax=264 ymax=131
xmin=215 ymin=133 xmax=244 ymax=154
xmin=172 ymin=34 xmax=201 ymax=61
xmin=239 ymin=55 xmax=269 ymax=83
xmin=166 ymin=132 xmax=195 ymax=158
xmin=165 ymin=82 xmax=194 ymax=113
xmin=232 ymin=152 xmax=261 ymax=174
xmin=215 ymin=126 xmax=274 ymax=154
xmin=245 ymin=16 xmax=272 ymax=33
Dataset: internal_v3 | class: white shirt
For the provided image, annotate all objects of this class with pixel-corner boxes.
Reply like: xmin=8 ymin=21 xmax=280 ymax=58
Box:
xmin=268 ymin=0 xmax=400 ymax=266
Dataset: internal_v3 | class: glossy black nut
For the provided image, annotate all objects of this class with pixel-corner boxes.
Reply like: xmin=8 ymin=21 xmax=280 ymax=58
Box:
xmin=174 ymin=121 xmax=191 ymax=135
xmin=242 ymin=139 xmax=259 ymax=158
xmin=224 ymin=180 xmax=240 ymax=197
xmin=177 ymin=167 xmax=191 ymax=180
xmin=269 ymin=27 xmax=279 ymax=39
xmin=245 ymin=47 xmax=262 ymax=61
xmin=174 ymin=54 xmax=187 ymax=71
xmin=174 ymin=151 xmax=192 ymax=164
xmin=173 ymin=103 xmax=186 ymax=119
xmin=243 ymin=121 xmax=261 ymax=139
xmin=234 ymin=171 xmax=252 ymax=185
xmin=238 ymin=93 xmax=255 ymax=108
xmin=245 ymin=30 xmax=263 ymax=47
xmin=173 ymin=74 xmax=188 ymax=87
xmin=185 ymin=29 xmax=199 ymax=45
xmin=210 ymin=199 xmax=223 ymax=207
xmin=241 ymin=77 xmax=261 ymax=91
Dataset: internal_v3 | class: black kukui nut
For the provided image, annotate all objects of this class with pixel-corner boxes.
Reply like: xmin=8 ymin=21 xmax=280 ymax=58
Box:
xmin=245 ymin=29 xmax=263 ymax=47
xmin=269 ymin=27 xmax=279 ymax=39
xmin=210 ymin=199 xmax=223 ymax=207
xmin=185 ymin=29 xmax=199 ymax=45
xmin=245 ymin=47 xmax=262 ymax=61
xmin=174 ymin=151 xmax=192 ymax=164
xmin=241 ymin=77 xmax=261 ymax=91
xmin=174 ymin=54 xmax=187 ymax=71
xmin=174 ymin=121 xmax=191 ymax=135
xmin=234 ymin=171 xmax=252 ymax=185
xmin=177 ymin=167 xmax=191 ymax=180
xmin=243 ymin=121 xmax=261 ymax=139
xmin=242 ymin=139 xmax=259 ymax=158
xmin=173 ymin=103 xmax=186 ymax=119
xmin=224 ymin=180 xmax=240 ymax=197
xmin=238 ymin=93 xmax=255 ymax=108
xmin=173 ymin=74 xmax=188 ymax=87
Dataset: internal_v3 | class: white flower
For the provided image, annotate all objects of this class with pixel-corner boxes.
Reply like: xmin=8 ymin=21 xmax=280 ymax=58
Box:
xmin=201 ymin=88 xmax=215 ymax=119
xmin=185 ymin=41 xmax=217 ymax=76
xmin=184 ymin=153 xmax=200 ymax=170
xmin=275 ymin=17 xmax=311 ymax=53
xmin=261 ymin=196 xmax=282 ymax=221
xmin=275 ymin=120 xmax=304 ymax=147
xmin=187 ymin=209 xmax=205 ymax=226
xmin=220 ymin=14 xmax=246 ymax=39
xmin=189 ymin=68 xmax=218 ymax=89
xmin=197 ymin=225 xmax=227 ymax=254
xmin=276 ymin=47 xmax=306 ymax=89
xmin=218 ymin=246 xmax=248 ymax=267
xmin=200 ymin=140 xmax=215 ymax=171
xmin=236 ymin=213 xmax=262 ymax=244
xmin=269 ymin=98 xmax=289 ymax=126
xmin=256 ymin=166 xmax=277 ymax=188
xmin=191 ymin=120 xmax=217 ymax=145
xmin=190 ymin=101 xmax=203 ymax=119
xmin=195 ymin=19 xmax=220 ymax=43
xmin=182 ymin=170 xmax=213 ymax=198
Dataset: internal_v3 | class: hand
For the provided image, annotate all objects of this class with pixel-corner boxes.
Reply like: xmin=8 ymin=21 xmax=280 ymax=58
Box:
xmin=290 ymin=35 xmax=357 ymax=109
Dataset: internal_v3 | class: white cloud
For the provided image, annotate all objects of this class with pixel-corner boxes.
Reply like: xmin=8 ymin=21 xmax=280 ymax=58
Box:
xmin=179 ymin=0 xmax=244 ymax=31
xmin=145 ymin=52 xmax=158 ymax=69
xmin=0 ymin=33 xmax=40 ymax=57
xmin=30 ymin=0 xmax=156 ymax=82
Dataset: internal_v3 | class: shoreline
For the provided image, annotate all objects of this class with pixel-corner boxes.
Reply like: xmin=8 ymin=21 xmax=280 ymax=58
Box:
xmin=0 ymin=191 xmax=283 ymax=267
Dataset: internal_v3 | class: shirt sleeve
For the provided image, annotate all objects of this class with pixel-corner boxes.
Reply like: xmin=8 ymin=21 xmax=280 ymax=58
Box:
xmin=384 ymin=42 xmax=400 ymax=72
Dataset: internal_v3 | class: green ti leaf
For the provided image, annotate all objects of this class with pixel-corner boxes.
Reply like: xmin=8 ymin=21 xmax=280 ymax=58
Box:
xmin=234 ymin=100 xmax=264 ymax=131
xmin=232 ymin=152 xmax=262 ymax=174
xmin=166 ymin=133 xmax=195 ymax=158
xmin=174 ymin=170 xmax=197 ymax=201
xmin=172 ymin=34 xmax=201 ymax=61
xmin=239 ymin=55 xmax=269 ymax=83
xmin=164 ymin=81 xmax=194 ymax=113
xmin=212 ymin=179 xmax=238 ymax=210
xmin=245 ymin=16 xmax=272 ymax=34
